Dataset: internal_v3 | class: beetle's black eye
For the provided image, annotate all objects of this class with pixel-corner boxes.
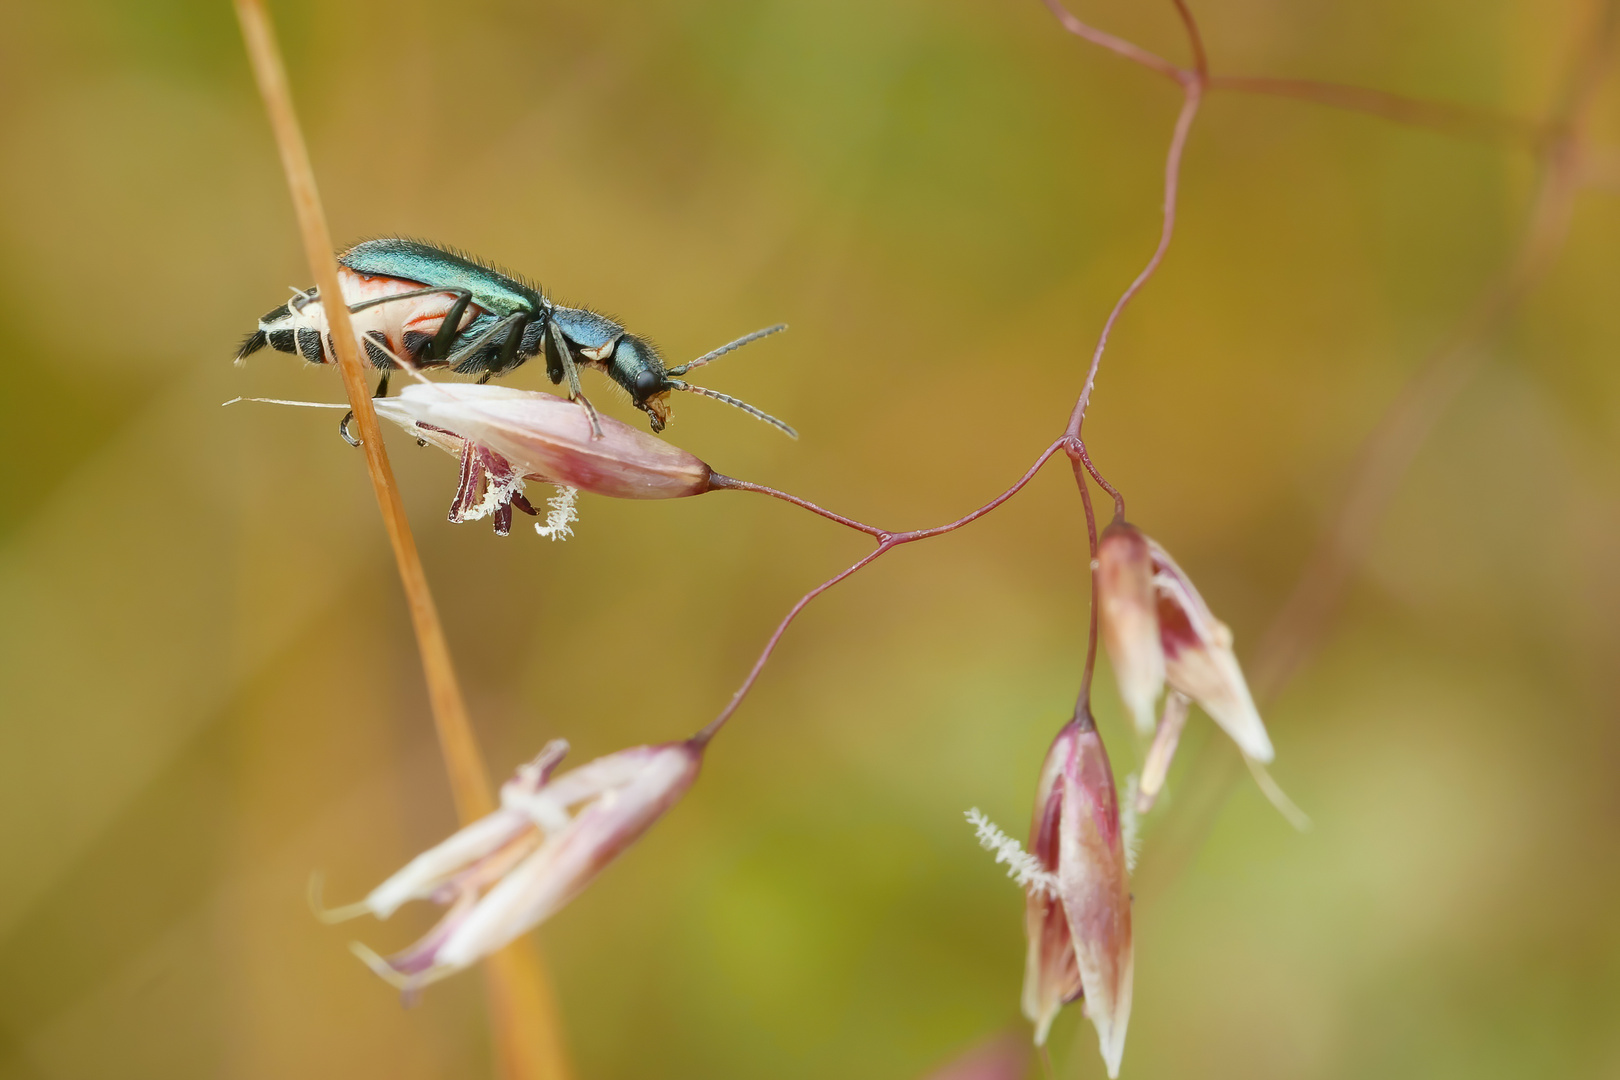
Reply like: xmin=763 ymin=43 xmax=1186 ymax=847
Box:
xmin=633 ymin=369 xmax=663 ymax=400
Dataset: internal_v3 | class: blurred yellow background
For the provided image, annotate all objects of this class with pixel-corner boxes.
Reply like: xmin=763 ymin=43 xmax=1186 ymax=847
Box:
xmin=1 ymin=0 xmax=1617 ymax=1077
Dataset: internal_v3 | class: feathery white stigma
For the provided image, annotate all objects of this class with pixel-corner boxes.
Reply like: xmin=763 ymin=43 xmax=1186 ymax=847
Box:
xmin=965 ymin=808 xmax=1059 ymax=896
xmin=535 ymin=486 xmax=579 ymax=541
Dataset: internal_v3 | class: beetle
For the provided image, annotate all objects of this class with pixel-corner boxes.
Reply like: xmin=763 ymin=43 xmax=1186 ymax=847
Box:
xmin=237 ymin=237 xmax=795 ymax=443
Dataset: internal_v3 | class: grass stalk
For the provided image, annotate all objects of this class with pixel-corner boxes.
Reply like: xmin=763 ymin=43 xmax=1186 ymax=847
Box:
xmin=231 ymin=3 xmax=570 ymax=1076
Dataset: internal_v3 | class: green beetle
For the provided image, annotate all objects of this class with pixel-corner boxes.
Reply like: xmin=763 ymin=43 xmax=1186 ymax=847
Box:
xmin=238 ymin=238 xmax=795 ymax=442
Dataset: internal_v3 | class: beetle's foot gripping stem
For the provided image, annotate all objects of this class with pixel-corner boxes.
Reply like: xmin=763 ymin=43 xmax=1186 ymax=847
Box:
xmin=339 ymin=410 xmax=361 ymax=447
xmin=337 ymin=372 xmax=392 ymax=447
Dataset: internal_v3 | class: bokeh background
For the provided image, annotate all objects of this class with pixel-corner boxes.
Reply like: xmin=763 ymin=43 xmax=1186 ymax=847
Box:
xmin=2 ymin=0 xmax=1618 ymax=1077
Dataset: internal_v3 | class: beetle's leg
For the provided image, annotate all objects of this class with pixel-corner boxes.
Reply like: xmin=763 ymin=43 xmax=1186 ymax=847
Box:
xmin=496 ymin=315 xmax=530 ymax=373
xmin=333 ymin=370 xmax=392 ymax=445
xmin=576 ymin=394 xmax=603 ymax=439
xmin=345 ymin=286 xmax=467 ymax=316
xmin=442 ymin=311 xmax=527 ymax=375
xmin=333 ymin=369 xmax=398 ymax=446
xmin=574 ymin=391 xmax=602 ymax=439
xmin=427 ymin=292 xmax=474 ymax=360
xmin=542 ymin=317 xmax=566 ymax=385
xmin=339 ymin=411 xmax=362 ymax=447
xmin=548 ymin=326 xmax=603 ymax=439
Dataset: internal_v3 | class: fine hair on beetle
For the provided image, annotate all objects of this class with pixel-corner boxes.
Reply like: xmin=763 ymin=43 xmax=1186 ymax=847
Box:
xmin=237 ymin=238 xmax=798 ymax=442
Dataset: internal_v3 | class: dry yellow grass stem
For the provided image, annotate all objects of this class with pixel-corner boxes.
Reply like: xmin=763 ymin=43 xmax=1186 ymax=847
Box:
xmin=232 ymin=2 xmax=570 ymax=1076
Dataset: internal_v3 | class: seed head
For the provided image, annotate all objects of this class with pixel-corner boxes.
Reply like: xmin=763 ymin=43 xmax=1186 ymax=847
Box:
xmin=1096 ymin=522 xmax=1274 ymax=763
xmin=1097 ymin=522 xmax=1165 ymax=736
xmin=376 ymin=383 xmax=714 ymax=501
xmin=1020 ymin=717 xmax=1134 ymax=1077
xmin=322 ymin=738 xmax=703 ymax=996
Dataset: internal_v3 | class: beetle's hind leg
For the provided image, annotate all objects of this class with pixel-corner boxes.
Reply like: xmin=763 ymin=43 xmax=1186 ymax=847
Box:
xmin=463 ymin=313 xmax=531 ymax=387
xmin=426 ymin=291 xmax=473 ymax=361
xmin=442 ymin=311 xmax=526 ymax=378
xmin=546 ymin=325 xmax=603 ymax=439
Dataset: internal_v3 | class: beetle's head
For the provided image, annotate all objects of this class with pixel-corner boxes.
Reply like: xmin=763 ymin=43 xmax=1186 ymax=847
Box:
xmin=614 ymin=334 xmax=674 ymax=432
xmin=587 ymin=323 xmax=795 ymax=438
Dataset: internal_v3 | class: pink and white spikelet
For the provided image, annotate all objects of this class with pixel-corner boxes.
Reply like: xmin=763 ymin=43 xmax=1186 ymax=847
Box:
xmin=1096 ymin=521 xmax=1274 ymax=762
xmin=1020 ymin=715 xmax=1134 ymax=1077
xmin=323 ymin=738 xmax=703 ymax=994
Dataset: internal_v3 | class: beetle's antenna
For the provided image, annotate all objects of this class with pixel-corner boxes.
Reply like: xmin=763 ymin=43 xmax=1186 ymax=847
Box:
xmin=664 ymin=323 xmax=786 ymax=377
xmin=666 ymin=379 xmax=798 ymax=439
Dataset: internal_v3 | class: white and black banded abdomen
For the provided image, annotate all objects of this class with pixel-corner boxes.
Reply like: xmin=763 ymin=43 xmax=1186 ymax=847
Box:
xmin=235 ymin=268 xmax=488 ymax=370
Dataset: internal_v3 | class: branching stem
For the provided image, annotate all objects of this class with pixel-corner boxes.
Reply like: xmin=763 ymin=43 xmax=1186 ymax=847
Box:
xmin=1040 ymin=0 xmax=1186 ymax=83
xmin=701 ymin=4 xmax=1209 ymax=738
xmin=695 ymin=440 xmax=1066 ymax=742
xmin=1064 ymin=84 xmax=1202 ymax=442
xmin=1068 ymin=449 xmax=1103 ymax=711
xmin=699 ymin=0 xmax=1614 ymax=760
xmin=1169 ymin=0 xmax=1208 ymax=79
xmin=707 ymin=475 xmax=891 ymax=540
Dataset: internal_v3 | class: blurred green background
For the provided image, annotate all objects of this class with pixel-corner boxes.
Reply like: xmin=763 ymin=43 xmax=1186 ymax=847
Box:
xmin=2 ymin=0 xmax=1617 ymax=1077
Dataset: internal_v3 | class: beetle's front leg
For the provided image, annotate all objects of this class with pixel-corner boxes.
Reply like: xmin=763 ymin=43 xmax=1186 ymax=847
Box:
xmin=542 ymin=317 xmax=566 ymax=384
xmin=547 ymin=326 xmax=604 ymax=439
